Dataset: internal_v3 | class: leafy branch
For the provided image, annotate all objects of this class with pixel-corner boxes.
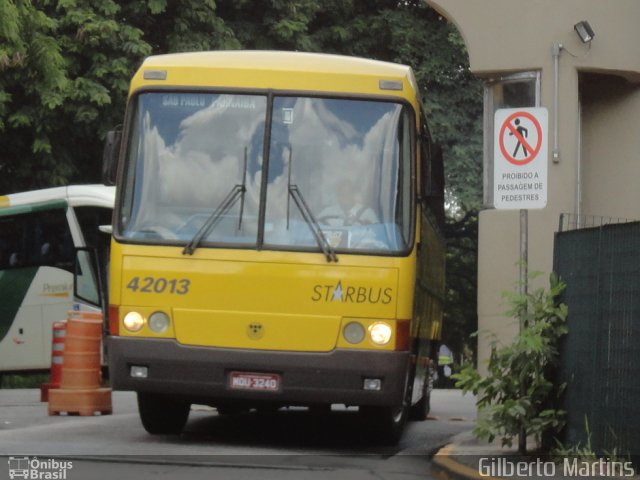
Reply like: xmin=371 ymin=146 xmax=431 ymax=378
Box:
xmin=453 ymin=272 xmax=569 ymax=455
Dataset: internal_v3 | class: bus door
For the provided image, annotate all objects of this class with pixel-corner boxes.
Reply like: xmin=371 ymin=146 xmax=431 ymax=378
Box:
xmin=70 ymin=206 xmax=112 ymax=315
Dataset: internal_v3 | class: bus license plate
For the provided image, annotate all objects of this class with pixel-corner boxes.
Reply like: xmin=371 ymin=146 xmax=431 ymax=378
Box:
xmin=228 ymin=372 xmax=280 ymax=392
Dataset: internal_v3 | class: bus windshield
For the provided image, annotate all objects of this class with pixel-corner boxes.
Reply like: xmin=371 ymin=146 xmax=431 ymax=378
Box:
xmin=119 ymin=92 xmax=413 ymax=255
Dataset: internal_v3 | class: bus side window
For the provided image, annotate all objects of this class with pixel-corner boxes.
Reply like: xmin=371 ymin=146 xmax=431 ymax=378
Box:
xmin=0 ymin=209 xmax=73 ymax=271
xmin=74 ymin=248 xmax=101 ymax=307
xmin=74 ymin=207 xmax=113 ymax=249
xmin=0 ymin=215 xmax=28 ymax=269
xmin=36 ymin=210 xmax=75 ymax=271
xmin=419 ymin=117 xmax=445 ymax=228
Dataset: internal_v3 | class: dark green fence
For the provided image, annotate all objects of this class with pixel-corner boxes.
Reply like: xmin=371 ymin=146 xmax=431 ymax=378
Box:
xmin=554 ymin=220 xmax=640 ymax=459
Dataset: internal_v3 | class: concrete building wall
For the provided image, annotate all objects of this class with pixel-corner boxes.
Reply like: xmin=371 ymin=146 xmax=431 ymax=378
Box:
xmin=427 ymin=1 xmax=640 ymax=80
xmin=425 ymin=0 xmax=640 ymax=372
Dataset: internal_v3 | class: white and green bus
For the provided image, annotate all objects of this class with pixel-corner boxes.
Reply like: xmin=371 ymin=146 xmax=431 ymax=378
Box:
xmin=0 ymin=185 xmax=114 ymax=374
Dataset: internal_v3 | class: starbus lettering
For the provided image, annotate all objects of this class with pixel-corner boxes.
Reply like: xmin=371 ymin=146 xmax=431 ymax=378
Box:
xmin=311 ymin=281 xmax=393 ymax=304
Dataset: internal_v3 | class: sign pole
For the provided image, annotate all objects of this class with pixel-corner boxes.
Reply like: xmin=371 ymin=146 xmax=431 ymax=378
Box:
xmin=519 ymin=209 xmax=528 ymax=331
xmin=493 ymin=107 xmax=546 ymax=457
xmin=518 ymin=207 xmax=528 ymax=455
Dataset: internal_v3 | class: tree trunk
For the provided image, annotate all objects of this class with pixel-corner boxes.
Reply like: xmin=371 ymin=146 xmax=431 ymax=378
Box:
xmin=519 ymin=426 xmax=527 ymax=455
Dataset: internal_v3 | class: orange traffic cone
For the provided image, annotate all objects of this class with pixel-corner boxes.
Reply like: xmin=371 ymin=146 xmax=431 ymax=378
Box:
xmin=40 ymin=322 xmax=66 ymax=402
xmin=48 ymin=311 xmax=112 ymax=416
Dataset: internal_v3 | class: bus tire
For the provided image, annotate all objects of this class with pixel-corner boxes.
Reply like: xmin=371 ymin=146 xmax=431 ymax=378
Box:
xmin=360 ymin=404 xmax=407 ymax=446
xmin=137 ymin=392 xmax=190 ymax=435
xmin=409 ymin=378 xmax=431 ymax=421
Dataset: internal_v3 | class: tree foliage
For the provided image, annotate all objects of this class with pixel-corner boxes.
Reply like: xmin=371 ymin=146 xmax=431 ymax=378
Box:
xmin=444 ymin=208 xmax=478 ymax=361
xmin=0 ymin=0 xmax=482 ymax=357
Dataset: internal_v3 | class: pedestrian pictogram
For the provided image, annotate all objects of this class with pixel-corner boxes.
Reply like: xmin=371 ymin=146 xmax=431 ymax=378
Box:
xmin=511 ymin=119 xmax=528 ymax=157
xmin=493 ymin=108 xmax=548 ymax=210
xmin=498 ymin=111 xmax=543 ymax=166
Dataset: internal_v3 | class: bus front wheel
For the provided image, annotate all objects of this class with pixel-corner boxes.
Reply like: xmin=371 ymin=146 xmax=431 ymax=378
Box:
xmin=360 ymin=404 xmax=408 ymax=445
xmin=137 ymin=392 xmax=190 ymax=435
xmin=409 ymin=373 xmax=432 ymax=421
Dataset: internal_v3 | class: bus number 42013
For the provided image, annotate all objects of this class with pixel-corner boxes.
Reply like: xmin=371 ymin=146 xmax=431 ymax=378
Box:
xmin=126 ymin=276 xmax=190 ymax=295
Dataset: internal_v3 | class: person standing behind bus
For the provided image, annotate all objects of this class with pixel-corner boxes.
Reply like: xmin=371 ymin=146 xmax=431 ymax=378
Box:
xmin=437 ymin=343 xmax=454 ymax=388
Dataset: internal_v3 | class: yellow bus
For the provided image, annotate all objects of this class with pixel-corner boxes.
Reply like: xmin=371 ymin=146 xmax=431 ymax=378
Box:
xmin=103 ymin=51 xmax=445 ymax=444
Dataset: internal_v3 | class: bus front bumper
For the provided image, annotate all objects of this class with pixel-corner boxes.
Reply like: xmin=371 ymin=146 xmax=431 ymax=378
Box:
xmin=108 ymin=336 xmax=409 ymax=407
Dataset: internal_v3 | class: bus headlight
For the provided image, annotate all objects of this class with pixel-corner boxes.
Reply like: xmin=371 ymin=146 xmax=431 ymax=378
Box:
xmin=369 ymin=322 xmax=392 ymax=345
xmin=343 ymin=322 xmax=365 ymax=344
xmin=123 ymin=311 xmax=145 ymax=332
xmin=148 ymin=311 xmax=170 ymax=333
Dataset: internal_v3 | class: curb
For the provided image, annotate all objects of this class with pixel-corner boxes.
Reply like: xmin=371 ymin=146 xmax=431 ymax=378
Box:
xmin=431 ymin=432 xmax=502 ymax=480
xmin=432 ymin=444 xmax=500 ymax=480
xmin=431 ymin=445 xmax=479 ymax=480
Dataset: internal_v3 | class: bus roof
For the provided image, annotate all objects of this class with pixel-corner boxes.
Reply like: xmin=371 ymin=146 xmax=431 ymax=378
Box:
xmin=132 ymin=51 xmax=420 ymax=103
xmin=0 ymin=185 xmax=115 ymax=211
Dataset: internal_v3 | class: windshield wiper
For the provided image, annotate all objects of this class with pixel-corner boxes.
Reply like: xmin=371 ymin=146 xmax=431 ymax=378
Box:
xmin=182 ymin=185 xmax=246 ymax=255
xmin=183 ymin=147 xmax=249 ymax=255
xmin=284 ymin=146 xmax=337 ymax=263
xmin=237 ymin=146 xmax=248 ymax=230
xmin=288 ymin=184 xmax=338 ymax=263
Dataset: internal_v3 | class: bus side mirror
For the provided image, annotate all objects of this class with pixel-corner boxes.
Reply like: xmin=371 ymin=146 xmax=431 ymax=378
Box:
xmin=73 ymin=247 xmax=104 ymax=309
xmin=102 ymin=129 xmax=121 ymax=186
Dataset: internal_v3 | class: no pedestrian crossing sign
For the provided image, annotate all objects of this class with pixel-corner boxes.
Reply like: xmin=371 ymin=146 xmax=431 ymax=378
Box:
xmin=493 ymin=107 xmax=548 ymax=209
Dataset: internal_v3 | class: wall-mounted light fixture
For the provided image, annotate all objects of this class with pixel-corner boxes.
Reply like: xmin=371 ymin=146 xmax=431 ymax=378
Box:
xmin=574 ymin=21 xmax=595 ymax=43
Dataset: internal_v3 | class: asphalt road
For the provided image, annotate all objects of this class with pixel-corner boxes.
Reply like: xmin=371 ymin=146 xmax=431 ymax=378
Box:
xmin=0 ymin=388 xmax=476 ymax=480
